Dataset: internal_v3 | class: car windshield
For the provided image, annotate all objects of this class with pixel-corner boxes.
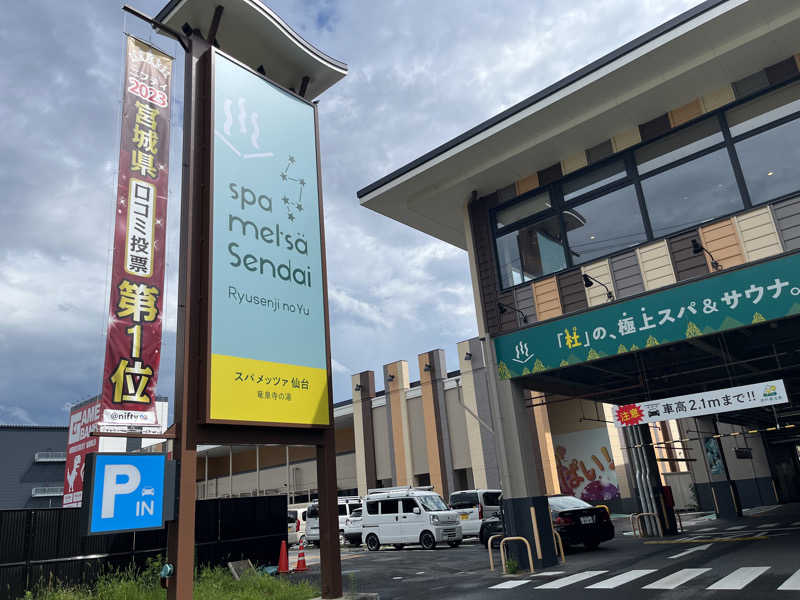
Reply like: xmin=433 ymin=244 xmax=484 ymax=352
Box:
xmin=418 ymin=494 xmax=448 ymax=512
xmin=548 ymin=496 xmax=592 ymax=511
xmin=450 ymin=492 xmax=478 ymax=509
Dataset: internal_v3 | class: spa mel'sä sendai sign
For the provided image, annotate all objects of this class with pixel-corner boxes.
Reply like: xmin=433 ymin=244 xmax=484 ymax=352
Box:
xmin=208 ymin=51 xmax=329 ymax=426
xmin=495 ymin=252 xmax=800 ymax=379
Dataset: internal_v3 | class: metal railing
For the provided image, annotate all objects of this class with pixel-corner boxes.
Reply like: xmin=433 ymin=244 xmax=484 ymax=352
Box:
xmin=34 ymin=452 xmax=66 ymax=463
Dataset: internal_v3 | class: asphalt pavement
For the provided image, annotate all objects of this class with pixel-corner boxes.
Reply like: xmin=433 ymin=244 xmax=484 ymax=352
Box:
xmin=290 ymin=502 xmax=800 ymax=599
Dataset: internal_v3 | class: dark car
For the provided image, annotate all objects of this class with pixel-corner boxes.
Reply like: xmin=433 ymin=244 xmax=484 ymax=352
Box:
xmin=479 ymin=495 xmax=614 ymax=550
xmin=548 ymin=495 xmax=614 ymax=550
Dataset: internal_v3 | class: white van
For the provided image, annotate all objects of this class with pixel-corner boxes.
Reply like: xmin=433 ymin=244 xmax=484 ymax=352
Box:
xmin=361 ymin=486 xmax=462 ymax=551
xmin=448 ymin=489 xmax=502 ymax=537
xmin=305 ymin=496 xmax=362 ymax=545
xmin=288 ymin=502 xmax=314 ymax=545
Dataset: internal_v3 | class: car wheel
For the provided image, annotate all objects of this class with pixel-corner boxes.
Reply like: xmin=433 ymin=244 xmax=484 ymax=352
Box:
xmin=447 ymin=541 xmax=461 ymax=548
xmin=365 ymin=533 xmax=381 ymax=552
xmin=393 ymin=544 xmax=405 ymax=550
xmin=420 ymin=531 xmax=436 ymax=550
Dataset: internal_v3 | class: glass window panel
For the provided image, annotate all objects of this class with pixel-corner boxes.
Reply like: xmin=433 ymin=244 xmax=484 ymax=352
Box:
xmin=641 ymin=149 xmax=742 ymax=238
xmin=727 ymin=82 xmax=800 ymax=137
xmin=495 ymin=191 xmax=551 ymax=228
xmin=563 ymin=160 xmax=626 ymax=201
xmin=735 ymin=117 xmax=800 ymax=205
xmin=379 ymin=500 xmax=399 ymax=514
xmin=635 ymin=118 xmax=723 ymax=174
xmin=496 ymin=230 xmax=529 ymax=289
xmin=496 ymin=214 xmax=568 ymax=289
xmin=566 ymin=186 xmax=647 ymax=265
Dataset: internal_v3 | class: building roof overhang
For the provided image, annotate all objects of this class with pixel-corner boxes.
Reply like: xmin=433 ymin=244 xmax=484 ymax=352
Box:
xmin=156 ymin=0 xmax=347 ymax=99
xmin=357 ymin=0 xmax=800 ymax=249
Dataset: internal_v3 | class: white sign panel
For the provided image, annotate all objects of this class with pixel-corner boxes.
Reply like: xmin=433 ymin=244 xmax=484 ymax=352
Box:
xmin=613 ymin=379 xmax=788 ymax=428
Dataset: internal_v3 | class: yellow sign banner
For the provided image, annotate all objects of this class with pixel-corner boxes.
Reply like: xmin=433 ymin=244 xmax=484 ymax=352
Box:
xmin=210 ymin=354 xmax=330 ymax=425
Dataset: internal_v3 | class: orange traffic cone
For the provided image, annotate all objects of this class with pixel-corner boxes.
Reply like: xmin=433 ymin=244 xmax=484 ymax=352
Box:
xmin=278 ymin=540 xmax=289 ymax=574
xmin=294 ymin=540 xmax=308 ymax=572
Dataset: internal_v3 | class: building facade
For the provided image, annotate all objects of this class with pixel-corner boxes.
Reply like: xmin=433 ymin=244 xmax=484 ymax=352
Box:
xmin=358 ymin=0 xmax=800 ymax=564
xmin=0 ymin=426 xmax=68 ymax=509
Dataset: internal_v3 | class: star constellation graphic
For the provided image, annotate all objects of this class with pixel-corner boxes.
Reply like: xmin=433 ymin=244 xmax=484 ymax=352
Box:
xmin=280 ymin=155 xmax=306 ymax=222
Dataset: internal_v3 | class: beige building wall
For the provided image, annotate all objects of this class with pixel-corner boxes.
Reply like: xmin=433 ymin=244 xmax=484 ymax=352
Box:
xmin=406 ymin=393 xmax=430 ymax=476
xmin=385 ymin=360 xmax=413 ymax=486
xmin=372 ymin=403 xmax=392 ymax=482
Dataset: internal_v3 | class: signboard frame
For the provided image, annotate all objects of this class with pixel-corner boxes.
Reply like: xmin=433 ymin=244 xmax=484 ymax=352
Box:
xmin=80 ymin=452 xmax=176 ymax=536
xmin=200 ymin=47 xmax=333 ymax=429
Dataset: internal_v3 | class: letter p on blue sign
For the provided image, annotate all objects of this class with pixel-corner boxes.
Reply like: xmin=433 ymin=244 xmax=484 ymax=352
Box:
xmin=82 ymin=453 xmax=171 ymax=534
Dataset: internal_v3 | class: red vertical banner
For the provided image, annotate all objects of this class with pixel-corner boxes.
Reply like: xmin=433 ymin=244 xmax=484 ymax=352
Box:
xmin=62 ymin=399 xmax=101 ymax=508
xmin=100 ymin=37 xmax=173 ymax=428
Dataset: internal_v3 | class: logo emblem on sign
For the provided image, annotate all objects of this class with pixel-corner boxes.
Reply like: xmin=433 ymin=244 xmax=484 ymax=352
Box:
xmin=512 ymin=340 xmax=534 ymax=364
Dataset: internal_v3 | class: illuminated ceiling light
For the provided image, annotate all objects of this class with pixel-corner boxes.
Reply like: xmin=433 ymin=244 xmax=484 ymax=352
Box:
xmin=767 ymin=171 xmax=775 ymax=176
xmin=589 ymin=235 xmax=596 ymax=240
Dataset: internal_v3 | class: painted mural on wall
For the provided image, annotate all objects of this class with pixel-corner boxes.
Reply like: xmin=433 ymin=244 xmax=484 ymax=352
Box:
xmin=495 ymin=252 xmax=800 ymax=379
xmin=552 ymin=428 xmax=619 ymax=503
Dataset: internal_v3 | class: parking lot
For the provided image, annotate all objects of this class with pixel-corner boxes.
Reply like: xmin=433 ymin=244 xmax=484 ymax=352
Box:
xmin=290 ymin=503 xmax=800 ymax=599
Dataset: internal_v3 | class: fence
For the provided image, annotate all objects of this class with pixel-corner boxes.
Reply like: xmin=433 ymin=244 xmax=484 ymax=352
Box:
xmin=0 ymin=495 xmax=287 ymax=600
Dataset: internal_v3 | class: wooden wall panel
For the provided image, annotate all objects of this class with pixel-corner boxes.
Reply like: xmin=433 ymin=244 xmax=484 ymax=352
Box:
xmin=734 ymin=207 xmax=783 ymax=262
xmin=668 ymin=229 xmax=709 ymax=281
xmin=636 ymin=240 xmax=676 ymax=291
xmin=513 ymin=282 xmax=536 ymax=323
xmin=581 ymin=259 xmax=615 ymax=307
xmin=698 ymin=218 xmax=745 ymax=270
xmin=609 ymin=251 xmax=645 ymax=299
xmin=772 ymin=196 xmax=800 ymax=252
xmin=469 ymin=193 xmax=502 ymax=336
xmin=532 ymin=277 xmax=562 ymax=321
xmin=557 ymin=269 xmax=588 ymax=315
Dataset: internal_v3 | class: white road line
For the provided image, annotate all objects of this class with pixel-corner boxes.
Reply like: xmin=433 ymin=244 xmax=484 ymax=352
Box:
xmin=695 ymin=527 xmax=717 ymax=532
xmin=586 ymin=570 xmax=658 ymax=589
xmin=489 ymin=580 xmax=531 ymax=589
xmin=706 ymin=566 xmax=770 ymax=590
xmin=758 ymin=523 xmax=779 ymax=528
xmin=668 ymin=543 xmax=712 ymax=559
xmin=778 ymin=568 xmax=800 ymax=591
xmin=643 ymin=568 xmax=711 ymax=590
xmin=790 ymin=521 xmax=800 ymax=527
xmin=535 ymin=571 xmax=608 ymax=589
xmin=726 ymin=525 xmax=748 ymax=530
xmin=529 ymin=571 xmax=566 ymax=577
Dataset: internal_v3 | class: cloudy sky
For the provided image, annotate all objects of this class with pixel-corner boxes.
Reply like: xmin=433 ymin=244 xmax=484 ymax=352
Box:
xmin=0 ymin=0 xmax=704 ymax=425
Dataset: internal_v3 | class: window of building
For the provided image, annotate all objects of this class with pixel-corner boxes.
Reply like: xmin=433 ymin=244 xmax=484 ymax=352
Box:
xmin=640 ymin=149 xmax=742 ymax=238
xmin=562 ymin=159 xmax=626 ymax=201
xmin=379 ymin=500 xmax=399 ymax=514
xmin=566 ymin=186 xmax=647 ymax=265
xmin=496 ymin=215 xmax=567 ymax=288
xmin=495 ymin=191 xmax=551 ymax=228
xmin=726 ymin=81 xmax=800 ymax=136
xmin=735 ymin=117 xmax=800 ymax=205
xmin=635 ymin=118 xmax=723 ymax=174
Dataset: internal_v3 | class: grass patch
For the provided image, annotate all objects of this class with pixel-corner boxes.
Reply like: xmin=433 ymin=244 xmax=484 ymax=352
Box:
xmin=22 ymin=559 xmax=317 ymax=600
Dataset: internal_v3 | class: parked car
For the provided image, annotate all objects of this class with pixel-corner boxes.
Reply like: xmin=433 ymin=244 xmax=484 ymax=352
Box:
xmin=361 ymin=486 xmax=462 ymax=551
xmin=479 ymin=495 xmax=614 ymax=550
xmin=343 ymin=507 xmax=363 ymax=545
xmin=448 ymin=489 xmax=502 ymax=537
xmin=287 ymin=510 xmax=301 ymax=545
xmin=549 ymin=495 xmax=614 ymax=549
xmin=305 ymin=496 xmax=362 ymax=545
xmin=288 ymin=502 xmax=314 ymax=544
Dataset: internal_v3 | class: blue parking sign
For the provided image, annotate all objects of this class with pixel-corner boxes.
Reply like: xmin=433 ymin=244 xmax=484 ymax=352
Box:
xmin=83 ymin=453 xmax=171 ymax=534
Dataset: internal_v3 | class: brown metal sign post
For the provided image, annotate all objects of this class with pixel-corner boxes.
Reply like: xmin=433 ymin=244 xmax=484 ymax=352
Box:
xmin=124 ymin=2 xmax=347 ymax=598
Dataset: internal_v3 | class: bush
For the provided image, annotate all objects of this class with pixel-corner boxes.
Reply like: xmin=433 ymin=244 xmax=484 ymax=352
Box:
xmin=22 ymin=559 xmax=317 ymax=600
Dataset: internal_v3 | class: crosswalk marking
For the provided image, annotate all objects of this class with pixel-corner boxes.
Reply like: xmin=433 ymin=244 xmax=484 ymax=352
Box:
xmin=758 ymin=522 xmax=779 ymax=528
xmin=529 ymin=571 xmax=565 ymax=577
xmin=642 ymin=568 xmax=711 ymax=590
xmin=535 ymin=571 xmax=608 ymax=589
xmin=489 ymin=580 xmax=530 ymax=589
xmin=695 ymin=527 xmax=717 ymax=532
xmin=779 ymin=569 xmax=800 ymax=591
xmin=586 ymin=570 xmax=658 ymax=589
xmin=706 ymin=566 xmax=770 ymax=590
xmin=726 ymin=525 xmax=747 ymax=530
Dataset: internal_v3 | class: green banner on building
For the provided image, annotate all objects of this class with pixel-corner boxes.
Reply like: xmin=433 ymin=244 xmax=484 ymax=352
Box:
xmin=494 ymin=252 xmax=800 ymax=379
